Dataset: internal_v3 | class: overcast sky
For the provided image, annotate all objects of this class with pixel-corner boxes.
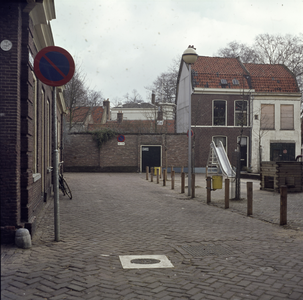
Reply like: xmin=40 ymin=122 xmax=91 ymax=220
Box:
xmin=51 ymin=0 xmax=303 ymax=104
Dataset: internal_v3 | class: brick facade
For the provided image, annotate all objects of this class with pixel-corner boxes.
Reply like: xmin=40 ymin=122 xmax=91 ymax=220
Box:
xmin=191 ymin=93 xmax=251 ymax=168
xmin=0 ymin=1 xmax=62 ymax=243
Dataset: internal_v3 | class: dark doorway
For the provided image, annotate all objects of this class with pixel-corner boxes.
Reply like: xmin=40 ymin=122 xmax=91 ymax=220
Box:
xmin=141 ymin=146 xmax=161 ymax=172
xmin=238 ymin=137 xmax=248 ymax=171
xmin=270 ymin=143 xmax=295 ymax=161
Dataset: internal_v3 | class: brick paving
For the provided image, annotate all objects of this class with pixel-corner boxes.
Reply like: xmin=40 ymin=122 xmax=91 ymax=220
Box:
xmin=1 ymin=172 xmax=303 ymax=300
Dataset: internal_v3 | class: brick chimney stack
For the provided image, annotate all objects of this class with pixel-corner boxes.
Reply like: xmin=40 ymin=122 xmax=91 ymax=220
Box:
xmin=117 ymin=111 xmax=123 ymax=123
xmin=151 ymin=92 xmax=155 ymax=105
xmin=103 ymin=99 xmax=110 ymax=120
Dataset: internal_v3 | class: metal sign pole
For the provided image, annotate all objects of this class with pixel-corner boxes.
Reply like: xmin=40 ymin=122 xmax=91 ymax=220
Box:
xmin=52 ymin=87 xmax=60 ymax=241
xmin=188 ymin=64 xmax=192 ymax=197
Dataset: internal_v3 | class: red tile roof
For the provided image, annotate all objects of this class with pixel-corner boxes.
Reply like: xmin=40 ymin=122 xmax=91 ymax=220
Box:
xmin=66 ymin=106 xmax=104 ymax=123
xmin=91 ymin=106 xmax=104 ymax=123
xmin=69 ymin=107 xmax=90 ymax=122
xmin=192 ymin=56 xmax=250 ymax=90
xmin=243 ymin=63 xmax=299 ymax=93
xmin=190 ymin=56 xmax=299 ymax=93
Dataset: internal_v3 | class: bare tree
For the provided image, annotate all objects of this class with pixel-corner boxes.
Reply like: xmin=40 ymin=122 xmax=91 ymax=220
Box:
xmin=64 ymin=65 xmax=88 ymax=131
xmin=217 ymin=33 xmax=303 ymax=118
xmin=123 ymin=89 xmax=143 ymax=103
xmin=63 ymin=61 xmax=104 ymax=132
xmin=145 ymin=56 xmax=180 ymax=104
xmin=87 ymin=90 xmax=104 ymax=106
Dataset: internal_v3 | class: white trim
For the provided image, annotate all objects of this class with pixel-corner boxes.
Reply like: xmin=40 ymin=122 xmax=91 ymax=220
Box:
xmin=194 ymin=88 xmax=254 ymax=95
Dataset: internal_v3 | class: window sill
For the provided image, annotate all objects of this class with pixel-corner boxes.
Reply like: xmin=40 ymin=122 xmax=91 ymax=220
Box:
xmin=33 ymin=173 xmax=41 ymax=182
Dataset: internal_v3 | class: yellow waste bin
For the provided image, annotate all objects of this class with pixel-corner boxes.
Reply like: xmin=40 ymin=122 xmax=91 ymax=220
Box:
xmin=212 ymin=175 xmax=223 ymax=190
xmin=154 ymin=167 xmax=161 ymax=176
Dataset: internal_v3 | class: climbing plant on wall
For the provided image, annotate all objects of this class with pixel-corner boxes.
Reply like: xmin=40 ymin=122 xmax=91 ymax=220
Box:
xmin=92 ymin=128 xmax=118 ymax=149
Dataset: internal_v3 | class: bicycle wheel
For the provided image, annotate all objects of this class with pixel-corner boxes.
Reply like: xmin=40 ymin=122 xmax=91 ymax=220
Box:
xmin=59 ymin=176 xmax=65 ymax=195
xmin=61 ymin=177 xmax=72 ymax=199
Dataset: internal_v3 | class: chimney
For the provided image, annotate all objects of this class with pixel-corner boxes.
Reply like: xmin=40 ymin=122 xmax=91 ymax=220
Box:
xmin=103 ymin=98 xmax=111 ymax=120
xmin=151 ymin=92 xmax=155 ymax=105
xmin=157 ymin=107 xmax=163 ymax=120
xmin=117 ymin=111 xmax=123 ymax=123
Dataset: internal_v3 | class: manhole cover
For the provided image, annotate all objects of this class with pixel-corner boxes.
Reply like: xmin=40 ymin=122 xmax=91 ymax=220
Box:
xmin=131 ymin=258 xmax=161 ymax=264
xmin=180 ymin=244 xmax=233 ymax=257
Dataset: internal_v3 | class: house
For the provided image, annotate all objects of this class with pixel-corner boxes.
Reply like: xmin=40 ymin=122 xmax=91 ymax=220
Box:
xmin=0 ymin=0 xmax=66 ymax=243
xmin=111 ymin=99 xmax=175 ymax=122
xmin=176 ymin=56 xmax=301 ymax=173
xmin=244 ymin=63 xmax=301 ymax=172
xmin=93 ymin=98 xmax=175 ymax=134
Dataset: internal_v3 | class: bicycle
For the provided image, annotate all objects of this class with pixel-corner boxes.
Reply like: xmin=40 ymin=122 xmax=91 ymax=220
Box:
xmin=58 ymin=162 xmax=72 ymax=199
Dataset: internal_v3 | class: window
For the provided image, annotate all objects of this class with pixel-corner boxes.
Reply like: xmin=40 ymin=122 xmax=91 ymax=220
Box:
xmin=213 ymin=136 xmax=227 ymax=150
xmin=235 ymin=100 xmax=247 ymax=126
xmin=213 ymin=100 xmax=226 ymax=125
xmin=280 ymin=104 xmax=294 ymax=130
xmin=260 ymin=104 xmax=274 ymax=130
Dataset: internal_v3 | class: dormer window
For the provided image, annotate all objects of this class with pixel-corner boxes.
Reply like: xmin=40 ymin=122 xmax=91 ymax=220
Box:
xmin=232 ymin=79 xmax=239 ymax=85
xmin=220 ymin=79 xmax=227 ymax=85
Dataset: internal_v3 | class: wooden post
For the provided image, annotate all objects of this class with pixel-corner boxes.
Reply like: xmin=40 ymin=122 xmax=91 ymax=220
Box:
xmin=171 ymin=170 xmax=175 ymax=189
xmin=160 ymin=166 xmax=162 ymax=179
xmin=157 ymin=168 xmax=159 ymax=184
xmin=163 ymin=169 xmax=166 ymax=186
xmin=146 ymin=166 xmax=149 ymax=180
xmin=280 ymin=185 xmax=287 ymax=225
xmin=171 ymin=166 xmax=174 ymax=178
xmin=247 ymin=182 xmax=253 ymax=216
xmin=181 ymin=166 xmax=184 ymax=173
xmin=181 ymin=172 xmax=185 ymax=193
xmin=151 ymin=167 xmax=153 ymax=182
xmin=191 ymin=173 xmax=195 ymax=198
xmin=207 ymin=176 xmax=211 ymax=204
xmin=225 ymin=178 xmax=229 ymax=209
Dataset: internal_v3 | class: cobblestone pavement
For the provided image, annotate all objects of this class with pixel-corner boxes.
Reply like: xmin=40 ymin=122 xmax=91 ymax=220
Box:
xmin=1 ymin=173 xmax=303 ymax=300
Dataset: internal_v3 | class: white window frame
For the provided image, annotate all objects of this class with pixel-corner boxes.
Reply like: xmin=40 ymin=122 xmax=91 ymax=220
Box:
xmin=234 ymin=100 xmax=248 ymax=126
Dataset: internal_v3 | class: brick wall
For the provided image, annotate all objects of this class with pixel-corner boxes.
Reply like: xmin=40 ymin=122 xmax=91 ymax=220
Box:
xmin=1 ymin=2 xmax=55 ymax=243
xmin=64 ymin=133 xmax=189 ymax=172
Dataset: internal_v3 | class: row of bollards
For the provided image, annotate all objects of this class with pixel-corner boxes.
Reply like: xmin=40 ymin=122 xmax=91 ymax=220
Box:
xmin=146 ymin=168 xmax=288 ymax=226
xmin=206 ymin=176 xmax=288 ymax=226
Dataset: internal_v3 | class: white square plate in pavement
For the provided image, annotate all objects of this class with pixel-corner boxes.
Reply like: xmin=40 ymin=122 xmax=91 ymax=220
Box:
xmin=119 ymin=255 xmax=174 ymax=269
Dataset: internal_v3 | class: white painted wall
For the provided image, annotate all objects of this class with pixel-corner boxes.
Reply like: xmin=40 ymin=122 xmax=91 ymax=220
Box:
xmin=176 ymin=62 xmax=192 ymax=133
xmin=251 ymin=93 xmax=302 ymax=172
xmin=111 ymin=107 xmax=157 ymax=120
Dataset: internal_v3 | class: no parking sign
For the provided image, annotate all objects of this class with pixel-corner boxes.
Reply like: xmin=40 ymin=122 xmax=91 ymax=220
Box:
xmin=34 ymin=46 xmax=75 ymax=86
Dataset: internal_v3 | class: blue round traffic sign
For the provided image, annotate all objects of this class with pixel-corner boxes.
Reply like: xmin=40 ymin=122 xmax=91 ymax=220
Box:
xmin=117 ymin=135 xmax=125 ymax=142
xmin=34 ymin=46 xmax=75 ymax=86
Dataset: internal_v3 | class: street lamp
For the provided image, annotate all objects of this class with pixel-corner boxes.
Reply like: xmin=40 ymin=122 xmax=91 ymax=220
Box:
xmin=182 ymin=45 xmax=198 ymax=196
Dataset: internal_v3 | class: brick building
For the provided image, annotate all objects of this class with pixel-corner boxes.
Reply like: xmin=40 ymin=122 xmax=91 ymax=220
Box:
xmin=0 ymin=0 xmax=66 ymax=243
xmin=176 ymin=56 xmax=301 ymax=173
